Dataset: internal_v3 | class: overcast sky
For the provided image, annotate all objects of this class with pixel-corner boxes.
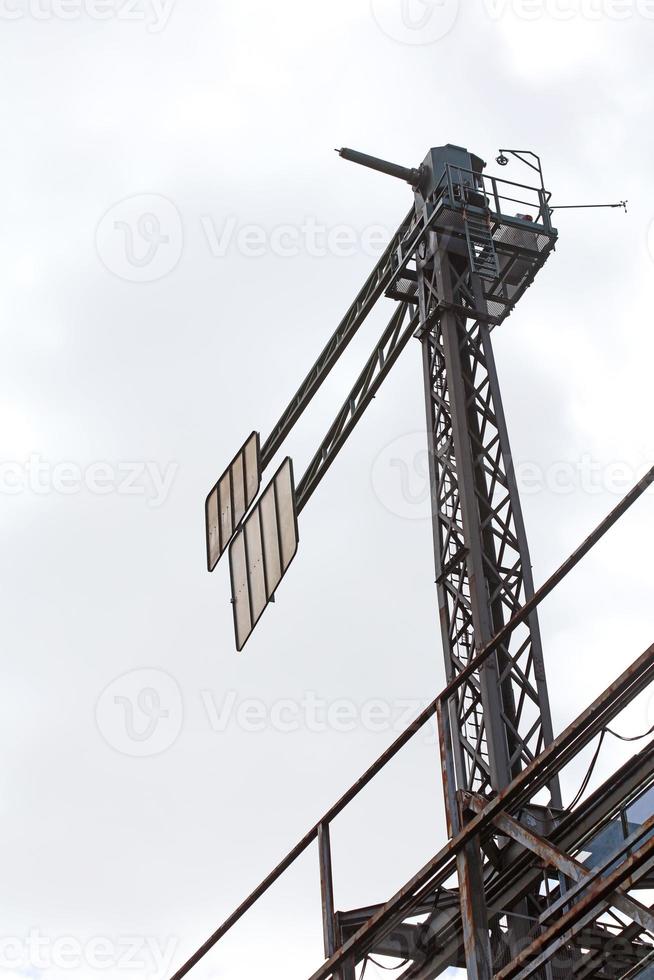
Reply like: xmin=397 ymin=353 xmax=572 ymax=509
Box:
xmin=2 ymin=1 xmax=654 ymax=979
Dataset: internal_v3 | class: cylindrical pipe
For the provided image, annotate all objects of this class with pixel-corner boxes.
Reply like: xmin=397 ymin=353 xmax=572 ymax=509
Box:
xmin=336 ymin=147 xmax=422 ymax=187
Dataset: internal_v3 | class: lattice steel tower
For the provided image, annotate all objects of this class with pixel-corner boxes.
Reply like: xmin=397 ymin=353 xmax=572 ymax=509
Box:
xmin=410 ymin=145 xmax=560 ymax=806
xmin=177 ymin=144 xmax=654 ymax=980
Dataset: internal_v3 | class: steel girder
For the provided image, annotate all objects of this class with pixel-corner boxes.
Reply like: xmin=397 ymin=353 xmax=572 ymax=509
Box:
xmin=323 ymin=665 xmax=654 ymax=980
xmin=184 ymin=147 xmax=654 ymax=980
xmin=334 ymin=747 xmax=654 ymax=979
xmin=418 ymin=245 xmax=559 ymax=805
xmin=165 ymin=633 xmax=654 ymax=980
xmin=296 ymin=302 xmax=419 ymax=513
xmin=416 ymin=235 xmax=560 ymax=977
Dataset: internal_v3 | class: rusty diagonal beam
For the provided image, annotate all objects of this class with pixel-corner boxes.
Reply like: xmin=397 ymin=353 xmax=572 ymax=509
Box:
xmin=168 ymin=466 xmax=654 ymax=980
xmin=464 ymin=792 xmax=654 ymax=936
xmin=494 ymin=815 xmax=654 ymax=980
xmin=305 ymin=643 xmax=654 ymax=980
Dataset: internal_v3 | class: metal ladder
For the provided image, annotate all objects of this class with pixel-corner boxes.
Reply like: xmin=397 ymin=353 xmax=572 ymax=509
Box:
xmin=463 ymin=208 xmax=500 ymax=281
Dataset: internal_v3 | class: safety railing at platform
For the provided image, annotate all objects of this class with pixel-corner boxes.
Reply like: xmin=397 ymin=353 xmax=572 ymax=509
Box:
xmin=169 ymin=465 xmax=654 ymax=980
xmin=445 ymin=163 xmax=554 ymax=230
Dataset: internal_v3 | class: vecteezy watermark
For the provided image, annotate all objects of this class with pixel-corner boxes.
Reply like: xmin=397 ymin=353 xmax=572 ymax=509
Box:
xmin=371 ymin=432 xmax=434 ymax=521
xmin=0 ymin=455 xmax=177 ymax=508
xmin=96 ymin=197 xmax=393 ymax=283
xmin=95 ymin=189 xmax=398 ymax=282
xmin=200 ymin=215 xmax=392 ymax=260
xmin=481 ymin=0 xmax=654 ymax=21
xmin=370 ymin=0 xmax=460 ymax=44
xmin=96 ymin=194 xmax=183 ymax=283
xmin=0 ymin=0 xmax=175 ymax=31
xmin=0 ymin=930 xmax=177 ymax=977
xmin=371 ymin=433 xmax=654 ymax=521
xmin=96 ymin=671 xmax=438 ymax=756
xmin=96 ymin=669 xmax=184 ymax=757
xmin=201 ymin=690 xmax=433 ymax=738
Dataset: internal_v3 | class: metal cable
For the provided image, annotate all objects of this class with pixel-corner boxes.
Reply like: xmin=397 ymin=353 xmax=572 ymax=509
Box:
xmin=568 ymin=730 xmax=607 ymax=810
xmin=605 ymin=723 xmax=654 ymax=743
xmin=359 ymin=954 xmax=410 ymax=978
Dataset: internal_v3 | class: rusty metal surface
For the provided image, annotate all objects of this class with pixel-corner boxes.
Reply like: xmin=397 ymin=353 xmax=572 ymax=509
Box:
xmin=170 ymin=471 xmax=654 ymax=979
xmin=318 ymin=823 xmax=337 ymax=960
xmin=465 ymin=792 xmax=654 ymax=935
xmin=397 ymin=745 xmax=654 ymax=980
xmin=303 ymin=644 xmax=654 ymax=980
xmin=495 ymin=822 xmax=654 ymax=979
xmin=166 ymin=636 xmax=653 ymax=978
xmin=184 ymin=146 xmax=654 ymax=980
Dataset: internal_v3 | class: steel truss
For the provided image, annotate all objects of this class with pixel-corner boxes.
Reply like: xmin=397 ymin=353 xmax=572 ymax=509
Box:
xmin=167 ymin=640 xmax=654 ymax=980
xmin=172 ymin=469 xmax=654 ymax=980
xmin=311 ymin=643 xmax=654 ymax=980
xmin=187 ymin=146 xmax=653 ymax=979
xmin=296 ymin=302 xmax=419 ymax=513
xmin=418 ymin=247 xmax=559 ymax=804
xmin=417 ymin=234 xmax=561 ymax=976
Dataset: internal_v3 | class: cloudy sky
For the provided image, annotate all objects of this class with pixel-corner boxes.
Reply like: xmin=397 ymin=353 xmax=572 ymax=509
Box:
xmin=2 ymin=1 xmax=654 ymax=978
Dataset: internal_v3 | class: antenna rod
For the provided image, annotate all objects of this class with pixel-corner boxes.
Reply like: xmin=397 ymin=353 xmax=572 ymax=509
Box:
xmin=551 ymin=200 xmax=628 ymax=212
xmin=336 ymin=147 xmax=423 ymax=187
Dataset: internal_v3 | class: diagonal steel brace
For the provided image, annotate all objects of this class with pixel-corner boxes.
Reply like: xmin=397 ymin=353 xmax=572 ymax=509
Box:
xmin=464 ymin=793 xmax=654 ymax=936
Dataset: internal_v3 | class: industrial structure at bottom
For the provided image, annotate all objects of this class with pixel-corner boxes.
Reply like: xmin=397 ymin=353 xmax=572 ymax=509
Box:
xmin=173 ymin=145 xmax=654 ymax=978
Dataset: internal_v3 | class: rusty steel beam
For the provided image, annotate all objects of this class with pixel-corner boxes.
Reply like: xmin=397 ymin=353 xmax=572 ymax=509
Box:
xmin=304 ymin=644 xmax=654 ymax=980
xmin=495 ymin=816 xmax=654 ymax=980
xmin=318 ymin=823 xmax=337 ymax=959
xmin=398 ymin=743 xmax=654 ymax=980
xmin=575 ymin=900 xmax=654 ymax=978
xmin=465 ymin=793 xmax=654 ymax=935
xmin=457 ymin=837 xmax=493 ymax=980
xmin=167 ymin=637 xmax=654 ymax=980
xmin=167 ymin=462 xmax=654 ymax=980
xmin=539 ymin=810 xmax=654 ymax=928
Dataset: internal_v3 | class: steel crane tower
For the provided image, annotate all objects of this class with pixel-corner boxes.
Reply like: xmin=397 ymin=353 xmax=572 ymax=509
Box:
xmin=169 ymin=144 xmax=654 ymax=980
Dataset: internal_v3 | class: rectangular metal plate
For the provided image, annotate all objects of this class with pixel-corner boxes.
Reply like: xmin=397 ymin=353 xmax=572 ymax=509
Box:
xmin=205 ymin=432 xmax=260 ymax=572
xmin=229 ymin=458 xmax=299 ymax=651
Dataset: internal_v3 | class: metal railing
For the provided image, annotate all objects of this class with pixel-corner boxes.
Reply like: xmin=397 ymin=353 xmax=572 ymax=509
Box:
xmin=169 ymin=465 xmax=654 ymax=980
xmin=445 ymin=163 xmax=554 ymax=231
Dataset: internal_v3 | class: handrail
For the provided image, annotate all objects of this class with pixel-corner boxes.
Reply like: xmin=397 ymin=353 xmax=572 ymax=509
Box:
xmin=445 ymin=162 xmax=555 ymax=232
xmin=168 ymin=465 xmax=654 ymax=980
xmin=168 ymin=697 xmax=441 ymax=980
xmin=309 ymin=648 xmax=654 ymax=980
